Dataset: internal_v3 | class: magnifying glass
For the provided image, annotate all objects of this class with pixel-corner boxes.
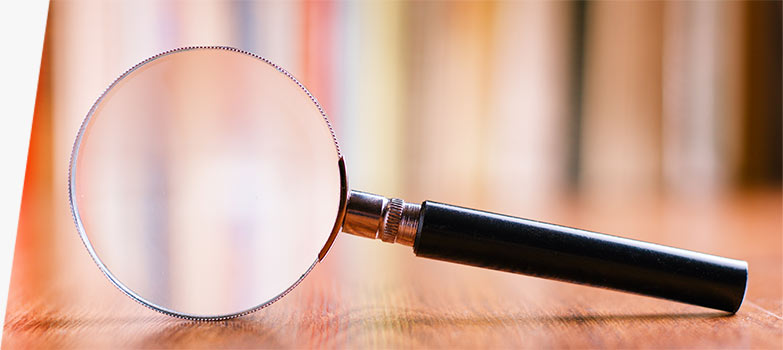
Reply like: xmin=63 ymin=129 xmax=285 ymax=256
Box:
xmin=69 ymin=46 xmax=748 ymax=321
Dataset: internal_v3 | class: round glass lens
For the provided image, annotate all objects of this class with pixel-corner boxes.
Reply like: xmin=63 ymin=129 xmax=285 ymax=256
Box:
xmin=70 ymin=47 xmax=343 ymax=319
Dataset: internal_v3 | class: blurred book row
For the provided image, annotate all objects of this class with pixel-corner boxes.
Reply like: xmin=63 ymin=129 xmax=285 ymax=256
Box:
xmin=34 ymin=1 xmax=781 ymax=214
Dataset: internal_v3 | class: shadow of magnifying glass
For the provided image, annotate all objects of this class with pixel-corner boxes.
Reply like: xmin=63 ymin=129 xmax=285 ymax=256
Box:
xmin=137 ymin=309 xmax=729 ymax=348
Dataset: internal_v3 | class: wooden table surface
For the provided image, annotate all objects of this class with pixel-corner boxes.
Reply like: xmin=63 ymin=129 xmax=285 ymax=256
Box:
xmin=3 ymin=191 xmax=781 ymax=348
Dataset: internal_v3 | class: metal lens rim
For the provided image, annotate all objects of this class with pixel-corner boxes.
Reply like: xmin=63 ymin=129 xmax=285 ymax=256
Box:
xmin=68 ymin=46 xmax=348 ymax=321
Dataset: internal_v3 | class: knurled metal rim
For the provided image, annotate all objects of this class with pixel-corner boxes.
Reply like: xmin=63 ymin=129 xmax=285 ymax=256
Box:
xmin=68 ymin=46 xmax=346 ymax=321
xmin=381 ymin=198 xmax=404 ymax=243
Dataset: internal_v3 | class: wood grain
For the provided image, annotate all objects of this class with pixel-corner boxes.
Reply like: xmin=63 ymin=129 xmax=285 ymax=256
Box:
xmin=3 ymin=191 xmax=781 ymax=349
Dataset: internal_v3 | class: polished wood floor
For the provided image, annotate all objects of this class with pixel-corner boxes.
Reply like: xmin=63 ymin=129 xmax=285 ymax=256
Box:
xmin=3 ymin=191 xmax=781 ymax=348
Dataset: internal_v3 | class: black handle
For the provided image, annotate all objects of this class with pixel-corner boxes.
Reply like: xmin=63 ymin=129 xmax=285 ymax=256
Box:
xmin=413 ymin=201 xmax=748 ymax=313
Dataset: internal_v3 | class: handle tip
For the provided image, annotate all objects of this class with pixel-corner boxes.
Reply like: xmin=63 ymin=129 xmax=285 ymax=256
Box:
xmin=731 ymin=261 xmax=749 ymax=314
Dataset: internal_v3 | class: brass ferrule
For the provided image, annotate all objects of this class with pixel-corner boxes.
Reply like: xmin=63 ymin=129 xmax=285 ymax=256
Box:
xmin=342 ymin=190 xmax=420 ymax=247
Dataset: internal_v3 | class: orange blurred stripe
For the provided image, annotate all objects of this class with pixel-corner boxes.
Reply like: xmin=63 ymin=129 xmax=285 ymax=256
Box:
xmin=301 ymin=1 xmax=336 ymax=124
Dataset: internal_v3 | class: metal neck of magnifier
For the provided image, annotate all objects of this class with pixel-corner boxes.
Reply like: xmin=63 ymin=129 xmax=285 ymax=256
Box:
xmin=341 ymin=190 xmax=748 ymax=314
xmin=343 ymin=191 xmax=421 ymax=246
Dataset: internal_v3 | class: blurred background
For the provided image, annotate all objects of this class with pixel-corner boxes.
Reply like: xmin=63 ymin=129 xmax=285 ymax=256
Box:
xmin=6 ymin=1 xmax=782 ymax=346
xmin=30 ymin=0 xmax=781 ymax=207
